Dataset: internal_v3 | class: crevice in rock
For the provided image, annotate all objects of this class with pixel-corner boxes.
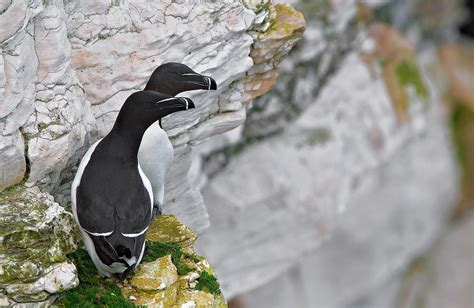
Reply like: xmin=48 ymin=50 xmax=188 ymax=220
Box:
xmin=18 ymin=127 xmax=31 ymax=184
xmin=0 ymin=128 xmax=31 ymax=195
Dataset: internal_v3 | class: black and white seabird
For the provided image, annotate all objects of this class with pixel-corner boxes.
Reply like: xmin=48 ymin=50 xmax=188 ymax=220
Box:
xmin=138 ymin=63 xmax=217 ymax=216
xmin=71 ymin=91 xmax=195 ymax=279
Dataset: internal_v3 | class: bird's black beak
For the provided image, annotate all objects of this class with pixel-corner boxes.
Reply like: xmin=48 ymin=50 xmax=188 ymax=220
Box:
xmin=181 ymin=73 xmax=217 ymax=91
xmin=182 ymin=97 xmax=195 ymax=110
xmin=175 ymin=97 xmax=195 ymax=110
xmin=157 ymin=96 xmax=195 ymax=111
xmin=203 ymin=76 xmax=217 ymax=90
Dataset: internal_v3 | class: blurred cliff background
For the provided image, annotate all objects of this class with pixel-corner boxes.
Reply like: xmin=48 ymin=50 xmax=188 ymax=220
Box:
xmin=0 ymin=0 xmax=473 ymax=307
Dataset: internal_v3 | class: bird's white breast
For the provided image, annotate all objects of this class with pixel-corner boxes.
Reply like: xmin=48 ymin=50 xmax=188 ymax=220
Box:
xmin=138 ymin=122 xmax=174 ymax=203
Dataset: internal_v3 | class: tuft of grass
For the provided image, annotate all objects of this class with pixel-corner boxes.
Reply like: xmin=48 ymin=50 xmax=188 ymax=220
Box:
xmin=195 ymin=271 xmax=221 ymax=295
xmin=142 ymin=242 xmax=193 ymax=276
xmin=57 ymin=249 xmax=135 ymax=308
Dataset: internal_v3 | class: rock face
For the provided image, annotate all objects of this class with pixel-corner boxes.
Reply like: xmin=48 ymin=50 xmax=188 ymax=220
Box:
xmin=0 ymin=0 xmax=304 ymax=231
xmin=195 ymin=0 xmax=459 ymax=304
xmin=0 ymin=0 xmax=305 ymax=304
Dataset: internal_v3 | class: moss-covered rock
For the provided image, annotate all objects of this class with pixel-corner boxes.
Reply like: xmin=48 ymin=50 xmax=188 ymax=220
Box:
xmin=0 ymin=186 xmax=79 ymax=306
xmin=122 ymin=215 xmax=226 ymax=307
xmin=243 ymin=3 xmax=306 ymax=103
xmin=130 ymin=255 xmax=178 ymax=291
xmin=146 ymin=215 xmax=198 ymax=254
xmin=56 ymin=215 xmax=226 ymax=307
xmin=55 ymin=249 xmax=135 ymax=308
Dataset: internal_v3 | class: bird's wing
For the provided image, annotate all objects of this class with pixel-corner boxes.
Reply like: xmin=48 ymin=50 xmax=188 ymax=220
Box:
xmin=71 ymin=139 xmax=116 ymax=236
xmin=116 ymin=163 xmax=153 ymax=237
xmin=76 ymin=188 xmax=115 ymax=236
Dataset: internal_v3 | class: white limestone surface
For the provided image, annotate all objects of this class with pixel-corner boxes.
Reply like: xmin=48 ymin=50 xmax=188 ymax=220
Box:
xmin=196 ymin=52 xmax=459 ymax=298
xmin=0 ymin=0 xmax=271 ymax=232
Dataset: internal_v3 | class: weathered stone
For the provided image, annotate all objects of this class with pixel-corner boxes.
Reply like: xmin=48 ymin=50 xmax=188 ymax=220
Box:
xmin=147 ymin=215 xmax=197 ymax=253
xmin=0 ymin=292 xmax=8 ymax=306
xmin=189 ymin=109 xmax=247 ymax=145
xmin=120 ymin=215 xmax=226 ymax=307
xmin=9 ymin=291 xmax=49 ymax=303
xmin=125 ymin=281 xmax=179 ymax=307
xmin=176 ymin=288 xmax=226 ymax=308
xmin=4 ymin=278 xmax=45 ymax=299
xmin=130 ymin=255 xmax=178 ymax=291
xmin=43 ymin=262 xmax=79 ymax=294
xmin=0 ymin=132 xmax=25 ymax=191
xmin=0 ymin=186 xmax=79 ymax=304
xmin=197 ymin=45 xmax=458 ymax=300
xmin=244 ymin=3 xmax=306 ymax=104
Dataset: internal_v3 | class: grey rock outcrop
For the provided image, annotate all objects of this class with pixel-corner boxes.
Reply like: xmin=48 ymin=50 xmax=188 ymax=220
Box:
xmin=195 ymin=0 xmax=460 ymax=303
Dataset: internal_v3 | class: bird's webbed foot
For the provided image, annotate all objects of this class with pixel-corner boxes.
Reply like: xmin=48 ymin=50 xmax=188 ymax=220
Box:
xmin=152 ymin=202 xmax=163 ymax=220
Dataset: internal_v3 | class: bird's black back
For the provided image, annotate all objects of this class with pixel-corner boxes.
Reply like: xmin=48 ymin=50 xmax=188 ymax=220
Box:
xmin=76 ymin=135 xmax=152 ymax=236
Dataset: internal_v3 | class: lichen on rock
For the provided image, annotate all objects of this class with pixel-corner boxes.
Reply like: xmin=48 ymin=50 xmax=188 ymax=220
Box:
xmin=121 ymin=215 xmax=226 ymax=307
xmin=0 ymin=186 xmax=79 ymax=306
xmin=244 ymin=3 xmax=306 ymax=104
xmin=54 ymin=215 xmax=225 ymax=307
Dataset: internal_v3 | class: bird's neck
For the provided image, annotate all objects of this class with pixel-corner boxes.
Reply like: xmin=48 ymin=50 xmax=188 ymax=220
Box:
xmin=102 ymin=125 xmax=147 ymax=162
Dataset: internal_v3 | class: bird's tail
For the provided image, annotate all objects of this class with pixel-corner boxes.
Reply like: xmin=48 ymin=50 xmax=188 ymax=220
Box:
xmin=115 ymin=244 xmax=136 ymax=281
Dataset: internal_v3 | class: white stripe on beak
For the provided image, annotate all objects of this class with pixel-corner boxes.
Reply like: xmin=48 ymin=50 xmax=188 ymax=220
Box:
xmin=157 ymin=97 xmax=176 ymax=103
xmin=207 ymin=76 xmax=211 ymax=90
xmin=178 ymin=97 xmax=189 ymax=109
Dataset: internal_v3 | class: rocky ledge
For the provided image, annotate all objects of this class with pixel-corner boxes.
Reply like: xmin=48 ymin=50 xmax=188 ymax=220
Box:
xmin=55 ymin=215 xmax=226 ymax=307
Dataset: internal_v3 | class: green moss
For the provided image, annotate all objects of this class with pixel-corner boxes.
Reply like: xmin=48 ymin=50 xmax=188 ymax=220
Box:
xmin=56 ymin=249 xmax=135 ymax=308
xmin=0 ymin=182 xmax=26 ymax=201
xmin=395 ymin=59 xmax=428 ymax=100
xmin=0 ymin=261 xmax=41 ymax=284
xmin=142 ymin=242 xmax=193 ymax=276
xmin=306 ymin=128 xmax=330 ymax=145
xmin=264 ymin=4 xmax=305 ymax=37
xmin=146 ymin=215 xmax=197 ymax=245
xmin=194 ymin=271 xmax=221 ymax=296
xmin=450 ymin=103 xmax=474 ymax=179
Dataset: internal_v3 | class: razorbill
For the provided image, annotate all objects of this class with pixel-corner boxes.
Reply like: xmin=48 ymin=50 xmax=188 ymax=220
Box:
xmin=71 ymin=91 xmax=195 ymax=279
xmin=138 ymin=63 xmax=217 ymax=216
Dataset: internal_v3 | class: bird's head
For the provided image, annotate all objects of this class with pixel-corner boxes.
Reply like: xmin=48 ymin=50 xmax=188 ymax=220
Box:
xmin=115 ymin=90 xmax=195 ymax=132
xmin=144 ymin=62 xmax=217 ymax=95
